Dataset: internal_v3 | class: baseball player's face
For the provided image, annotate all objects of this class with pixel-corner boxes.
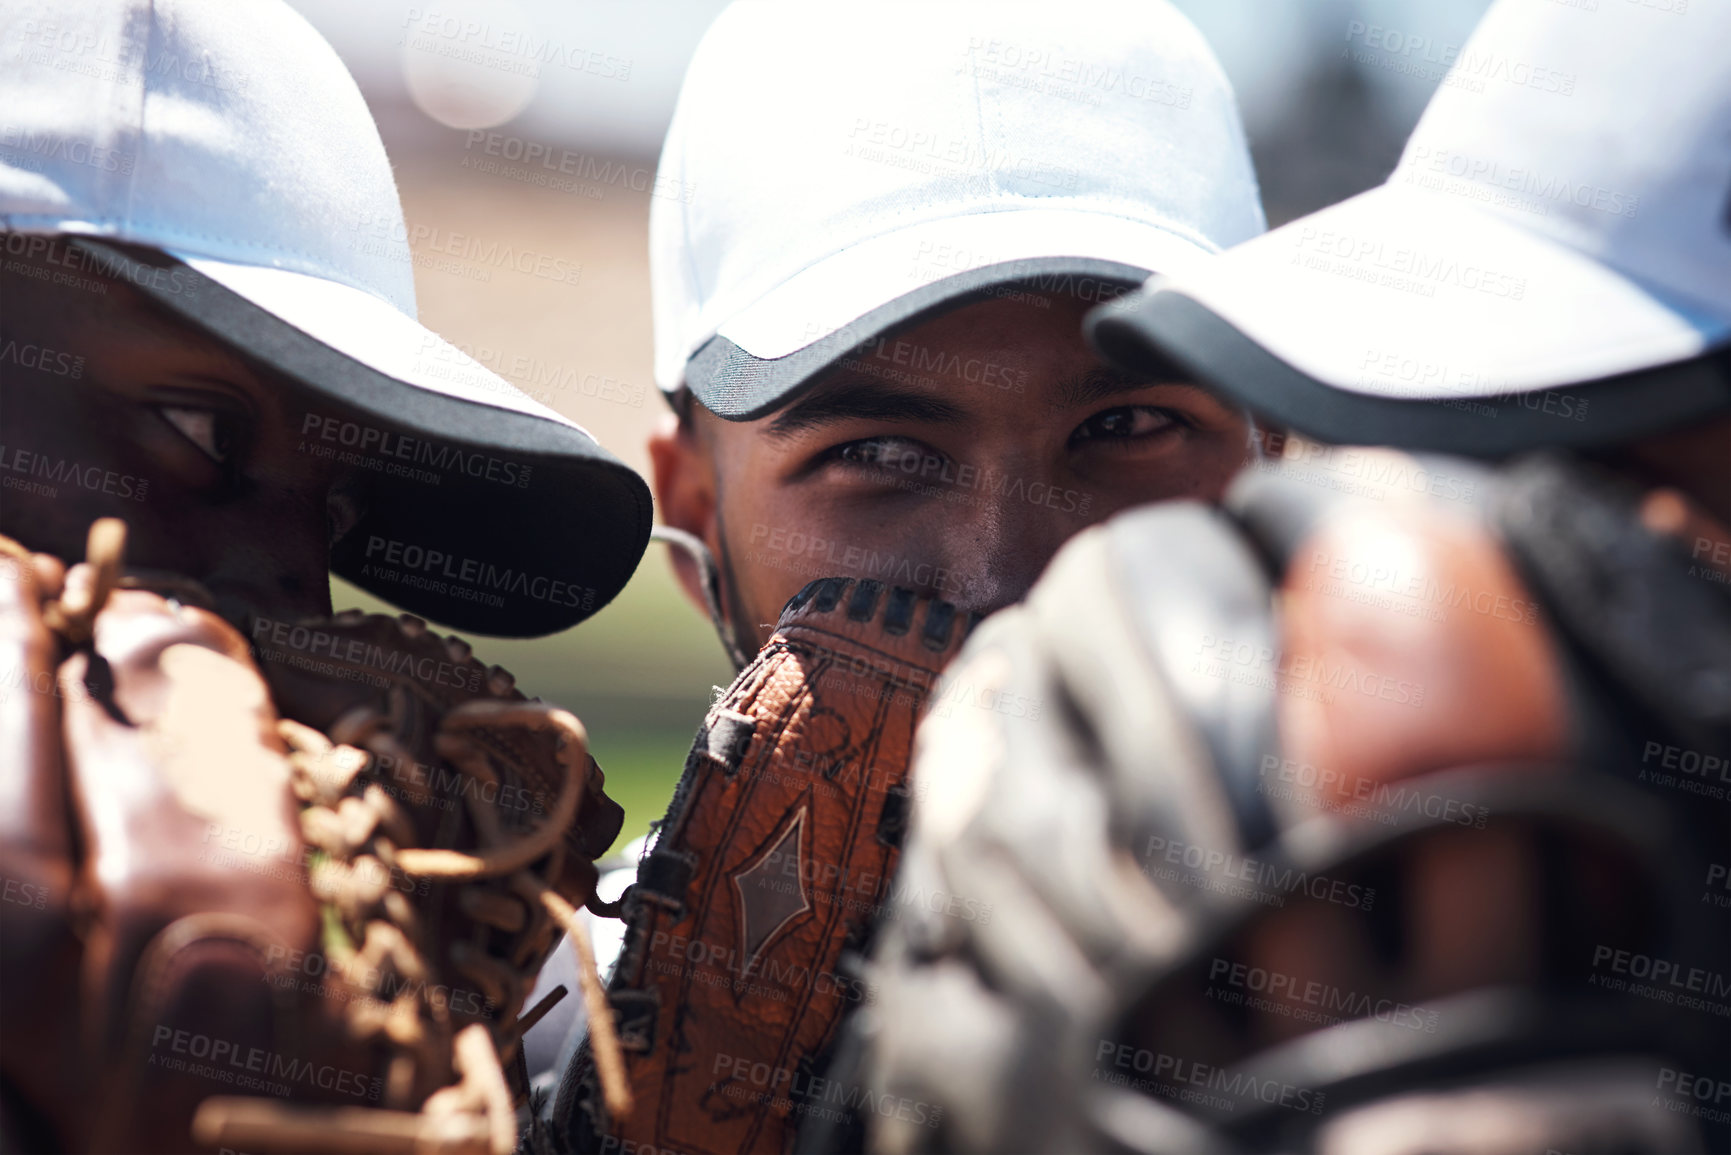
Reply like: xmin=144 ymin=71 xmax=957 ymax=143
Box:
xmin=652 ymin=292 xmax=1253 ymax=652
xmin=0 ymin=243 xmax=365 ymax=627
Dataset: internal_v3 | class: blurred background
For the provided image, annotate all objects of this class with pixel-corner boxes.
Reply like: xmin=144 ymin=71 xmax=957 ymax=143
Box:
xmin=291 ymin=0 xmax=1497 ymax=851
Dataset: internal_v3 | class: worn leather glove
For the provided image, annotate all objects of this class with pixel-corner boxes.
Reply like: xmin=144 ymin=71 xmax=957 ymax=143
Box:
xmin=552 ymin=579 xmax=977 ymax=1155
xmin=0 ymin=521 xmax=628 ymax=1154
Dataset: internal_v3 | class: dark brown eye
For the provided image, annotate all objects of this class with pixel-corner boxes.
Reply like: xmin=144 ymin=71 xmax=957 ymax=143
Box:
xmin=1070 ymin=405 xmax=1178 ymax=444
xmin=836 ymin=437 xmax=928 ymax=470
xmin=157 ymin=405 xmax=237 ymax=463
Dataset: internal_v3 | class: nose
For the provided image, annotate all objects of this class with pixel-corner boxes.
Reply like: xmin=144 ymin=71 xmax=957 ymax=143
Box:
xmin=938 ymin=485 xmax=1076 ymax=618
xmin=202 ymin=514 xmax=334 ymax=633
xmin=205 ymin=569 xmax=330 ymax=636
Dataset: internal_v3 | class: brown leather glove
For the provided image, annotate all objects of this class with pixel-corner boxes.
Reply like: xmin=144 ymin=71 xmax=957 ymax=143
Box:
xmin=0 ymin=521 xmax=627 ymax=1155
xmin=558 ymin=579 xmax=975 ymax=1155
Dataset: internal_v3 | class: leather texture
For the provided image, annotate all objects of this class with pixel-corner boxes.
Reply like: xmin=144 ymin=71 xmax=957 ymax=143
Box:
xmin=819 ymin=451 xmax=1727 ymax=1155
xmin=564 ymin=579 xmax=975 ymax=1155
xmin=2 ymin=546 xmax=328 ymax=1154
xmin=0 ymin=531 xmax=624 ymax=1154
xmin=0 ymin=549 xmax=90 ymax=1150
xmin=252 ymin=610 xmax=622 ymax=914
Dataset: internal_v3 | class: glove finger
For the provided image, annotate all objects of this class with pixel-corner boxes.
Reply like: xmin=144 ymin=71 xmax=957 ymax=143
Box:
xmin=0 ymin=544 xmax=85 ymax=1148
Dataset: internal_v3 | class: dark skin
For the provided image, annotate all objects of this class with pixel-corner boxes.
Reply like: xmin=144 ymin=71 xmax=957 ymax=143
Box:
xmin=650 ymin=292 xmax=1257 ymax=654
xmin=1602 ymin=415 xmax=1731 ymax=528
xmin=0 ymin=240 xmax=365 ymax=628
xmin=650 ymin=289 xmax=1731 ymax=1013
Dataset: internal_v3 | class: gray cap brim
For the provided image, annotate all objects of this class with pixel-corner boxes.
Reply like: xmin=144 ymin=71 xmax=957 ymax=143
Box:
xmin=77 ymin=239 xmax=651 ymax=638
xmin=686 ymin=258 xmax=1151 ymax=421
xmin=1088 ymin=287 xmax=1731 ymax=457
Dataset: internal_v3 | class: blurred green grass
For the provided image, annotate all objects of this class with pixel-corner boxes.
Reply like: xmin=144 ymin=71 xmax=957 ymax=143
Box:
xmin=584 ymin=729 xmax=694 ymax=853
xmin=331 ymin=553 xmax=732 ymax=854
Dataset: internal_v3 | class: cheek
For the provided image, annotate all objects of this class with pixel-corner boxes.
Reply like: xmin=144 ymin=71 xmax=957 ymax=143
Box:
xmin=0 ymin=410 xmax=179 ymax=563
xmin=1168 ymin=433 xmax=1248 ymax=502
xmin=716 ymin=488 xmax=823 ymax=635
xmin=1092 ymin=425 xmax=1251 ymax=507
xmin=180 ymin=499 xmax=333 ymax=621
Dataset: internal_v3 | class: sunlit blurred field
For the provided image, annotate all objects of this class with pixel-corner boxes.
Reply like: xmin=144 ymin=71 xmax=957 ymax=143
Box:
xmin=334 ymin=139 xmax=735 ymax=851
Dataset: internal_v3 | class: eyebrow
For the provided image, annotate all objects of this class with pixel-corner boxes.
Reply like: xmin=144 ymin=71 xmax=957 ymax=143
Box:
xmin=1055 ymin=366 xmax=1176 ymax=410
xmin=766 ymin=377 xmax=968 ymax=440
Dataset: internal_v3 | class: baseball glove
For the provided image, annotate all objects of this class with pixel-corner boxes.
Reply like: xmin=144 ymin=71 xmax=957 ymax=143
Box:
xmin=814 ymin=451 xmax=1730 ymax=1155
xmin=551 ymin=578 xmax=978 ymax=1155
xmin=0 ymin=520 xmax=632 ymax=1155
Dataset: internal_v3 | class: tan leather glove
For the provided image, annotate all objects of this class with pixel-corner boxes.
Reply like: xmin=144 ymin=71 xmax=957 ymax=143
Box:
xmin=0 ymin=521 xmax=628 ymax=1155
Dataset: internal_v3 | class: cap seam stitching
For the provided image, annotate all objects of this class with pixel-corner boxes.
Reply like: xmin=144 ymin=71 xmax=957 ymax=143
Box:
xmin=118 ymin=0 xmax=155 ymax=234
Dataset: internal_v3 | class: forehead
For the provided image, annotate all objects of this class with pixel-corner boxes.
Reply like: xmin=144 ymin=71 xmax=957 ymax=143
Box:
xmin=3 ymin=242 xmax=279 ymax=401
xmin=787 ymin=293 xmax=1148 ymax=422
xmin=857 ymin=291 xmax=1099 ymax=368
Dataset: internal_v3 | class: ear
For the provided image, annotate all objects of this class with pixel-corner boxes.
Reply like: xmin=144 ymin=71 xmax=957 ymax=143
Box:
xmin=648 ymin=410 xmax=717 ymax=616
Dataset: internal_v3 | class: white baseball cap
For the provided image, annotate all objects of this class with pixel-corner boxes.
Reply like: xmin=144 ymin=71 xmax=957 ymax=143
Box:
xmin=0 ymin=0 xmax=650 ymax=637
xmin=651 ymin=0 xmax=1266 ymax=418
xmin=1090 ymin=0 xmax=1731 ymax=455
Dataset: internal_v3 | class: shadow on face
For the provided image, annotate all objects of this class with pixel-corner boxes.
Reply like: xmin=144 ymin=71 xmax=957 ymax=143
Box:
xmin=651 ymin=290 xmax=1256 ymax=652
xmin=0 ymin=238 xmax=368 ymax=627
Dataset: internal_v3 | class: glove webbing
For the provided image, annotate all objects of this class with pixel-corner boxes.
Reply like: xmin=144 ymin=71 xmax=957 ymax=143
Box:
xmin=194 ymin=671 xmax=633 ymax=1155
xmin=4 ymin=519 xmax=632 ymax=1154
